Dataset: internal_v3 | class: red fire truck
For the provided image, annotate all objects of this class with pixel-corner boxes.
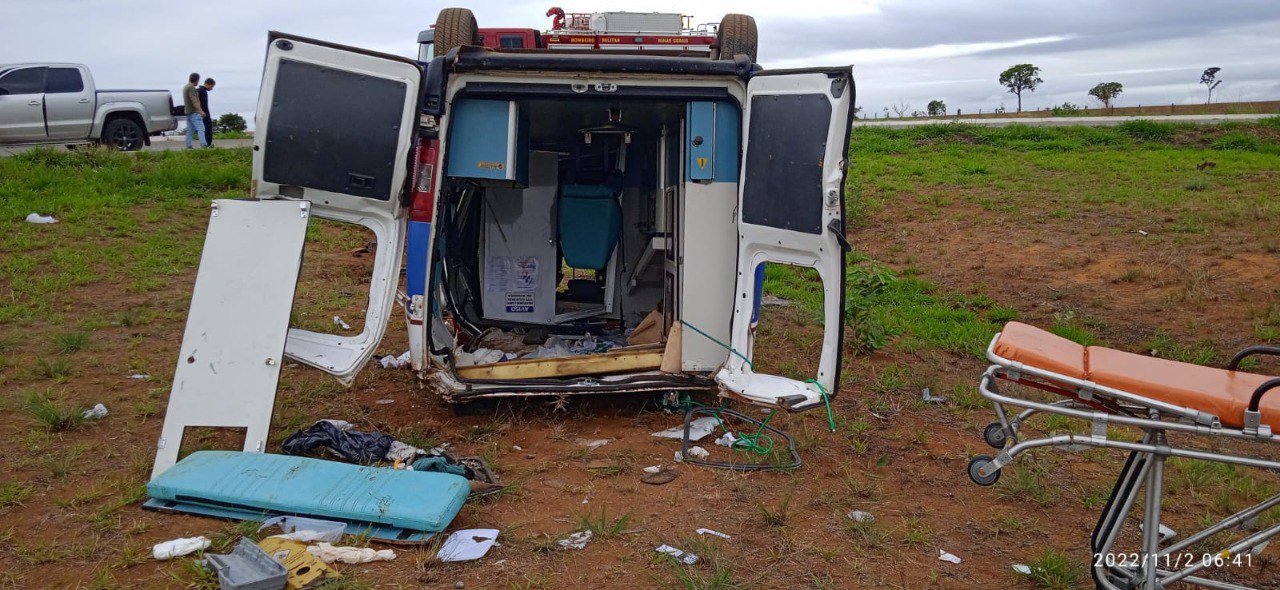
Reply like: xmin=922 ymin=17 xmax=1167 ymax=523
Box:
xmin=417 ymin=7 xmax=756 ymax=63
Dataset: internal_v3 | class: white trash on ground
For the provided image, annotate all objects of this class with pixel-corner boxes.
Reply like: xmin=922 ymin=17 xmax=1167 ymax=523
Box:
xmin=695 ymin=528 xmax=731 ymax=539
xmin=557 ymin=530 xmax=592 ymax=550
xmin=685 ymin=446 xmax=710 ymax=460
xmin=332 ymin=316 xmax=352 ymax=330
xmin=385 ymin=441 xmax=424 ymax=462
xmin=153 ymin=536 xmax=210 ymax=560
xmin=26 ymin=213 xmax=58 ymax=224
xmin=128 ymin=374 xmax=151 ymax=380
xmin=656 ymin=544 xmax=698 ymax=565
xmin=939 ymin=549 xmax=962 ymax=564
xmin=258 ymin=515 xmax=345 ymax=543
xmin=651 ymin=416 xmax=719 ymax=441
xmin=82 ymin=403 xmax=108 ymax=420
xmin=643 ymin=465 xmax=661 ymax=474
xmin=847 ymin=510 xmax=875 ymax=523
xmin=306 ymin=542 xmax=396 ymax=564
xmin=713 ymin=432 xmax=737 ymax=447
xmin=575 ymin=438 xmax=610 ymax=451
xmin=1012 ymin=564 xmax=1033 ymax=575
xmin=437 ymin=529 xmax=500 ymax=562
xmin=378 ymin=351 xmax=411 ymax=369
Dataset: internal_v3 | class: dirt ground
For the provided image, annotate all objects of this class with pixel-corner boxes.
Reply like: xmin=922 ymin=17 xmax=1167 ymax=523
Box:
xmin=2 ymin=132 xmax=1279 ymax=589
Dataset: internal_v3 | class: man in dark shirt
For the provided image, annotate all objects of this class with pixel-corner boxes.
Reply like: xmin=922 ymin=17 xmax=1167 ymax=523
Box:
xmin=198 ymin=78 xmax=216 ymax=147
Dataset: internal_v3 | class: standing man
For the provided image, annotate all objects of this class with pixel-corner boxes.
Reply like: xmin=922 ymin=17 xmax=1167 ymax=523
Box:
xmin=198 ymin=78 xmax=216 ymax=147
xmin=182 ymin=73 xmax=207 ymax=149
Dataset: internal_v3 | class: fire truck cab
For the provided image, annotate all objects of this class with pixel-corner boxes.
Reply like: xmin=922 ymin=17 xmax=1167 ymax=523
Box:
xmin=238 ymin=8 xmax=853 ymax=411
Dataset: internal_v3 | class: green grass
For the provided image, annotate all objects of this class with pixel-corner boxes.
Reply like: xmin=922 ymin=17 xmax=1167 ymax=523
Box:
xmin=52 ymin=331 xmax=91 ymax=353
xmin=24 ymin=390 xmax=87 ymax=432
xmin=0 ymin=482 xmax=34 ymax=512
xmin=574 ymin=506 xmax=634 ymax=539
xmin=1022 ymin=548 xmax=1084 ymax=590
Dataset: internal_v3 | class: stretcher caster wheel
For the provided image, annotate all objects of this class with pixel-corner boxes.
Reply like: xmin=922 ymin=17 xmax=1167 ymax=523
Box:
xmin=983 ymin=422 xmax=1008 ymax=449
xmin=968 ymin=455 xmax=1001 ymax=486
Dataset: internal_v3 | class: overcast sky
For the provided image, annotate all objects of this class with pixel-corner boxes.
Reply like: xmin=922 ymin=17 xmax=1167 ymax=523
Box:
xmin=3 ymin=0 xmax=1278 ymax=122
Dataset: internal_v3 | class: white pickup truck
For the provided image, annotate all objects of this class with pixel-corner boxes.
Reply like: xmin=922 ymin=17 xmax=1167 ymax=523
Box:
xmin=0 ymin=63 xmax=177 ymax=151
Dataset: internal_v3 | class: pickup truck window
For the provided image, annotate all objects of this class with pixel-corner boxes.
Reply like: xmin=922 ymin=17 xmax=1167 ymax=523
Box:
xmin=0 ymin=66 xmax=46 ymax=95
xmin=45 ymin=68 xmax=84 ymax=93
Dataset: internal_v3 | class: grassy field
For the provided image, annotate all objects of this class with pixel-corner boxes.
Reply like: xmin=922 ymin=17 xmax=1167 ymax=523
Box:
xmin=879 ymin=99 xmax=1280 ymax=120
xmin=0 ymin=119 xmax=1278 ymax=589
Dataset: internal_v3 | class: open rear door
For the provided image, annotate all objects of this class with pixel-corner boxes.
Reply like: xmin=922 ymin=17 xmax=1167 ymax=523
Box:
xmin=252 ymin=33 xmax=422 ymax=384
xmin=717 ymin=68 xmax=854 ymax=411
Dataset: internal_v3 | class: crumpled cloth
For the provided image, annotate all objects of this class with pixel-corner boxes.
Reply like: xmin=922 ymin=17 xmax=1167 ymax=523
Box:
xmin=306 ymin=542 xmax=396 ymax=564
xmin=281 ymin=420 xmax=392 ymax=465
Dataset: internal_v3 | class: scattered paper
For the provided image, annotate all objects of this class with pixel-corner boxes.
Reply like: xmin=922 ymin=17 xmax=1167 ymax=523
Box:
xmin=575 ymin=438 xmax=610 ymax=451
xmin=128 ymin=374 xmax=151 ymax=380
xmin=656 ymin=544 xmax=698 ymax=565
xmin=152 ymin=536 xmax=210 ymax=560
xmin=652 ymin=416 xmax=719 ymax=441
xmin=1012 ymin=564 xmax=1032 ymax=575
xmin=713 ymin=432 xmax=738 ymax=447
xmin=384 ymin=441 xmax=423 ymax=462
xmin=643 ymin=465 xmax=661 ymax=474
xmin=437 ymin=529 xmax=499 ymax=562
xmin=332 ymin=316 xmax=352 ymax=330
xmin=696 ymin=528 xmax=731 ymax=539
xmin=82 ymin=403 xmax=108 ymax=420
xmin=558 ymin=530 xmax=592 ymax=550
xmin=686 ymin=446 xmax=710 ymax=460
xmin=306 ymin=542 xmax=395 ymax=564
xmin=378 ymin=351 xmax=410 ymax=369
xmin=847 ymin=510 xmax=875 ymax=523
xmin=26 ymin=213 xmax=58 ymax=224
xmin=939 ymin=549 xmax=962 ymax=564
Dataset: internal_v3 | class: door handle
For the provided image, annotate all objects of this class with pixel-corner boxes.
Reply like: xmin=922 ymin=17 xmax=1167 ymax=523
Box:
xmin=28 ymin=100 xmax=40 ymax=106
xmin=78 ymin=98 xmax=90 ymax=103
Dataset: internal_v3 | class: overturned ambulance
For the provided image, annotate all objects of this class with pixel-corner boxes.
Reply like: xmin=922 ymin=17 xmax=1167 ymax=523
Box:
xmin=163 ymin=11 xmax=854 ymax=457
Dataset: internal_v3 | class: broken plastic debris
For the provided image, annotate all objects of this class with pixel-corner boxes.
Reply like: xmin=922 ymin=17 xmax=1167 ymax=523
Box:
xmin=26 ymin=213 xmax=58 ymax=224
xmin=939 ymin=549 xmax=961 ymax=564
xmin=384 ymin=441 xmax=423 ymax=462
xmin=1012 ymin=564 xmax=1032 ymax=575
xmin=1137 ymin=230 xmax=1149 ymax=236
xmin=557 ymin=530 xmax=592 ymax=550
xmin=847 ymin=510 xmax=875 ymax=523
xmin=306 ymin=542 xmax=396 ymax=564
xmin=575 ymin=438 xmax=610 ymax=450
xmin=153 ymin=536 xmax=210 ymax=560
xmin=656 ymin=544 xmax=698 ymax=565
xmin=258 ymin=515 xmax=345 ymax=543
xmin=128 ymin=373 xmax=151 ymax=380
xmin=713 ymin=432 xmax=738 ymax=447
xmin=686 ymin=446 xmax=710 ymax=460
xmin=437 ymin=529 xmax=499 ymax=562
xmin=643 ymin=465 xmax=661 ymax=474
xmin=378 ymin=351 xmax=411 ymax=369
xmin=375 ymin=399 xmax=395 ymax=405
xmin=332 ymin=316 xmax=352 ymax=330
xmin=696 ymin=528 xmax=731 ymax=539
xmin=922 ymin=388 xmax=948 ymax=404
xmin=651 ymin=416 xmax=719 ymax=441
xmin=82 ymin=403 xmax=108 ymax=420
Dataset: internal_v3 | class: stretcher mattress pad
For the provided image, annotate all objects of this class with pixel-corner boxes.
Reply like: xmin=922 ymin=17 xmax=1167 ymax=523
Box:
xmin=993 ymin=322 xmax=1279 ymax=430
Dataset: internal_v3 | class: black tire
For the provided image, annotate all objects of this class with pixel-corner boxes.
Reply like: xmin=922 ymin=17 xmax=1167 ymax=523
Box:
xmin=715 ymin=14 xmax=758 ymax=62
xmin=102 ymin=118 xmax=144 ymax=151
xmin=968 ymin=455 xmax=1001 ymax=486
xmin=434 ymin=7 xmax=480 ymax=56
xmin=983 ymin=422 xmax=1009 ymax=449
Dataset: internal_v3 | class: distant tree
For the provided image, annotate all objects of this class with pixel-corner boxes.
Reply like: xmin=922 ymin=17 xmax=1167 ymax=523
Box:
xmin=215 ymin=113 xmax=248 ymax=134
xmin=999 ymin=64 xmax=1043 ymax=113
xmin=1200 ymin=67 xmax=1222 ymax=104
xmin=890 ymin=100 xmax=911 ymax=118
xmin=852 ymin=105 xmax=862 ymax=119
xmin=1088 ymin=82 xmax=1123 ymax=108
xmin=927 ymin=99 xmax=947 ymax=116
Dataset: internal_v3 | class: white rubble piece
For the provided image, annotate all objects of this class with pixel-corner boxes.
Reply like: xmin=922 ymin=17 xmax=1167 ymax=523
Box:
xmin=656 ymin=544 xmax=698 ymax=565
xmin=558 ymin=530 xmax=592 ymax=550
xmin=847 ymin=511 xmax=874 ymax=523
xmin=575 ymin=438 xmax=610 ymax=451
xmin=26 ymin=213 xmax=58 ymax=224
xmin=332 ymin=316 xmax=352 ymax=330
xmin=939 ymin=549 xmax=961 ymax=564
xmin=379 ymin=351 xmax=411 ymax=369
xmin=153 ymin=536 xmax=210 ymax=560
xmin=696 ymin=528 xmax=731 ymax=539
xmin=652 ymin=416 xmax=719 ymax=441
xmin=82 ymin=403 xmax=108 ymax=420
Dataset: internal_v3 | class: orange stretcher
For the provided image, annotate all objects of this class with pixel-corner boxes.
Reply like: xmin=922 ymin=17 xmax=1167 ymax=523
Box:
xmin=969 ymin=322 xmax=1280 ymax=590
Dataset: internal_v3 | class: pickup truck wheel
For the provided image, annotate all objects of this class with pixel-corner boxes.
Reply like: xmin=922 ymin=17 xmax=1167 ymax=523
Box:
xmin=715 ymin=14 xmax=758 ymax=63
xmin=103 ymin=119 xmax=144 ymax=151
xmin=434 ymin=8 xmax=480 ymax=56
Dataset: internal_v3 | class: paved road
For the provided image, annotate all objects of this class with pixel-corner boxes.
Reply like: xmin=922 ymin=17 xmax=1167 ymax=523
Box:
xmin=0 ymin=136 xmax=252 ymax=156
xmin=855 ymin=113 xmax=1275 ymax=128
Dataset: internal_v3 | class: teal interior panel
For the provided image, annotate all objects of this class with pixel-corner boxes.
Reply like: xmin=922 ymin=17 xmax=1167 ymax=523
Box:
xmin=446 ymin=99 xmax=528 ymax=185
xmin=685 ymin=101 xmax=740 ymax=182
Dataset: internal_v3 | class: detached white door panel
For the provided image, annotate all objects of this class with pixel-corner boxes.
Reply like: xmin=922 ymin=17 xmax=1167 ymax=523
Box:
xmin=251 ymin=34 xmax=422 ymax=384
xmin=717 ymin=68 xmax=854 ymax=411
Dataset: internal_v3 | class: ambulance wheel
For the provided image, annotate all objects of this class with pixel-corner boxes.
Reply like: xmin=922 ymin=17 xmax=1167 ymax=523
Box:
xmin=434 ymin=7 xmax=480 ymax=56
xmin=715 ymin=14 xmax=758 ymax=63
xmin=983 ymin=422 xmax=1008 ymax=449
xmin=968 ymin=455 xmax=1001 ymax=486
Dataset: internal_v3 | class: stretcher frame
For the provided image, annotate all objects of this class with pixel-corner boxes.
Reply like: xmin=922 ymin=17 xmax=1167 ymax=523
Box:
xmin=970 ymin=332 xmax=1280 ymax=590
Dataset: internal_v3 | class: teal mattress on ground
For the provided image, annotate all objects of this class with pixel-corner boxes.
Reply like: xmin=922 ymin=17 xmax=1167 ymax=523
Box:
xmin=145 ymin=451 xmax=469 ymax=543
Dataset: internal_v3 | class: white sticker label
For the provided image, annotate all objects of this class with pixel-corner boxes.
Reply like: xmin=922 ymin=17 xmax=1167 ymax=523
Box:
xmin=505 ymin=292 xmax=535 ymax=313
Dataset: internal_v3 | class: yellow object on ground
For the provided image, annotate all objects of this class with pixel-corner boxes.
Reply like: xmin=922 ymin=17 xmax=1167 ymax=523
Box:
xmin=257 ymin=537 xmax=337 ymax=589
